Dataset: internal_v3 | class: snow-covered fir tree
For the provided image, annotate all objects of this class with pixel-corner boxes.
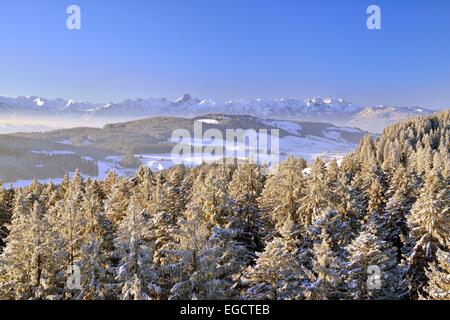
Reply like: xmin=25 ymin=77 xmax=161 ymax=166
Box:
xmin=424 ymin=248 xmax=450 ymax=300
xmin=113 ymin=193 xmax=159 ymax=300
xmin=228 ymin=162 xmax=265 ymax=253
xmin=0 ymin=197 xmax=55 ymax=299
xmin=162 ymin=204 xmax=248 ymax=300
xmin=0 ymin=185 xmax=14 ymax=252
xmin=105 ymin=178 xmax=130 ymax=226
xmin=303 ymin=228 xmax=343 ymax=300
xmin=75 ymin=182 xmax=113 ymax=300
xmin=258 ymin=156 xmax=306 ymax=237
xmin=241 ymin=217 xmax=305 ymax=300
xmin=406 ymin=168 xmax=450 ymax=296
xmin=345 ymin=230 xmax=406 ymax=300
xmin=379 ymin=166 xmax=417 ymax=260
xmin=298 ymin=158 xmax=332 ymax=229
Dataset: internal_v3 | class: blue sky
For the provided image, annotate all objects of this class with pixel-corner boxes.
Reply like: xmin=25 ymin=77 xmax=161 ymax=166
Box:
xmin=0 ymin=0 xmax=449 ymax=108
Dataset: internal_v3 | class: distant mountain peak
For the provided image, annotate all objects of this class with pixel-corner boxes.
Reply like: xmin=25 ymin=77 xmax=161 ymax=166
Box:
xmin=175 ymin=93 xmax=193 ymax=104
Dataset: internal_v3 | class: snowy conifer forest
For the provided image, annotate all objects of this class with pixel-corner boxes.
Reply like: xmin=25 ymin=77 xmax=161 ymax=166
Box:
xmin=0 ymin=110 xmax=449 ymax=300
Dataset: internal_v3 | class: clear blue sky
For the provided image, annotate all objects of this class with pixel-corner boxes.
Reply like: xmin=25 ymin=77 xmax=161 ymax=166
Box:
xmin=0 ymin=0 xmax=449 ymax=108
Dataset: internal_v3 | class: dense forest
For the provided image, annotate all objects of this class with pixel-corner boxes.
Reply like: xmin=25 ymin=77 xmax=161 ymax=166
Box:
xmin=0 ymin=110 xmax=448 ymax=300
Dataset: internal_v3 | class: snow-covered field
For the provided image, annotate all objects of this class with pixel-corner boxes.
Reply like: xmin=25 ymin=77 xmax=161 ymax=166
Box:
xmin=31 ymin=150 xmax=75 ymax=155
xmin=196 ymin=119 xmax=220 ymax=125
xmin=134 ymin=132 xmax=355 ymax=173
xmin=262 ymin=120 xmax=303 ymax=135
xmin=3 ymin=160 xmax=135 ymax=189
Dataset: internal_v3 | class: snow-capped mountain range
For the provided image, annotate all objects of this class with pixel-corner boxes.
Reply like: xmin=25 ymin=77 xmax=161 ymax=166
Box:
xmin=0 ymin=95 xmax=104 ymax=112
xmin=0 ymin=94 xmax=436 ymax=132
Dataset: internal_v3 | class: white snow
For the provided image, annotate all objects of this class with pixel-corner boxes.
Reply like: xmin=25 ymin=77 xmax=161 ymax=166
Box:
xmin=327 ymin=126 xmax=362 ymax=134
xmin=34 ymin=98 xmax=45 ymax=107
xmin=3 ymin=175 xmax=66 ymax=189
xmin=280 ymin=135 xmax=353 ymax=162
xmin=105 ymin=155 xmax=122 ymax=162
xmin=136 ymin=153 xmax=227 ymax=169
xmin=322 ymin=130 xmax=344 ymax=142
xmin=31 ymin=150 xmax=75 ymax=155
xmin=56 ymin=139 xmax=72 ymax=145
xmin=164 ymin=130 xmax=356 ymax=170
xmin=3 ymin=161 xmax=132 ymax=189
xmin=80 ymin=139 xmax=92 ymax=145
xmin=262 ymin=120 xmax=302 ymax=135
xmin=196 ymin=119 xmax=220 ymax=124
xmin=97 ymin=161 xmax=128 ymax=179
xmin=4 ymin=128 xmax=357 ymax=188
